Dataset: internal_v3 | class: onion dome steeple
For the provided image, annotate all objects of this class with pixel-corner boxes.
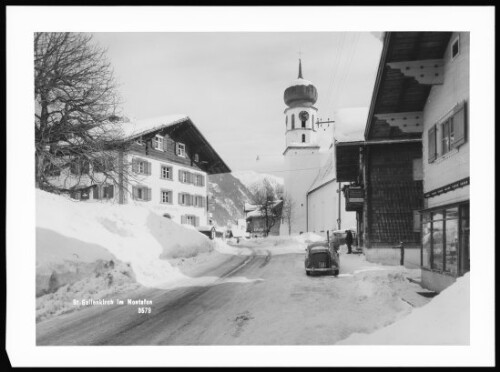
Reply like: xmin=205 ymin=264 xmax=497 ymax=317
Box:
xmin=284 ymin=59 xmax=318 ymax=107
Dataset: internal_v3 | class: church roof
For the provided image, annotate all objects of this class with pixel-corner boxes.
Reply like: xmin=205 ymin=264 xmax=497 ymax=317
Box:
xmin=307 ymin=150 xmax=336 ymax=195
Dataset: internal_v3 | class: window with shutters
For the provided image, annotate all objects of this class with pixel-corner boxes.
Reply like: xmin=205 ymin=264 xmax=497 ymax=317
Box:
xmin=132 ymin=186 xmax=151 ymax=201
xmin=161 ymin=165 xmax=173 ymax=180
xmin=132 ymin=158 xmax=150 ymax=175
xmin=182 ymin=215 xmax=198 ymax=227
xmin=153 ymin=135 xmax=165 ymax=151
xmin=194 ymin=174 xmax=205 ymax=187
xmin=176 ymin=142 xmax=186 ymax=157
xmin=179 ymin=170 xmax=193 ymax=184
xmin=438 ymin=101 xmax=467 ymax=157
xmin=160 ymin=190 xmax=173 ymax=204
xmin=428 ymin=126 xmax=437 ymax=163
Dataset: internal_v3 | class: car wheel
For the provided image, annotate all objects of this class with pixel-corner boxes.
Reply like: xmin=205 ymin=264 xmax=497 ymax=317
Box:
xmin=333 ymin=269 xmax=339 ymax=276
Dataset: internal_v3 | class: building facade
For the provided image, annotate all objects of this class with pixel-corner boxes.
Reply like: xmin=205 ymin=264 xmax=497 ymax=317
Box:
xmin=336 ymin=32 xmax=469 ymax=292
xmin=48 ymin=115 xmax=231 ymax=228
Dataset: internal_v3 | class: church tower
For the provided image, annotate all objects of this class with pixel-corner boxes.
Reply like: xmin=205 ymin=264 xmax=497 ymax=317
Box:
xmin=281 ymin=59 xmax=323 ymax=235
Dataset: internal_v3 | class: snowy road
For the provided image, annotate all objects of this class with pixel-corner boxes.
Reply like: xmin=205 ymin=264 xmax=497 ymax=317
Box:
xmin=37 ymin=245 xmax=428 ymax=345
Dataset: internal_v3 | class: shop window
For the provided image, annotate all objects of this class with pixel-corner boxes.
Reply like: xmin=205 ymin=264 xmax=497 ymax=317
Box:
xmin=421 ymin=213 xmax=432 ymax=269
xmin=421 ymin=204 xmax=469 ymax=276
xmin=460 ymin=204 xmax=470 ymax=275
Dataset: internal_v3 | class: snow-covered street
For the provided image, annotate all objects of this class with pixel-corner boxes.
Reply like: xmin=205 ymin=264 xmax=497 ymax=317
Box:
xmin=36 ymin=240 xmax=434 ymax=345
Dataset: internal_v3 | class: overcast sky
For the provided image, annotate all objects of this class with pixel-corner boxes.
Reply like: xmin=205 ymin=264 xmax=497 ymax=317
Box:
xmin=92 ymin=32 xmax=383 ymax=176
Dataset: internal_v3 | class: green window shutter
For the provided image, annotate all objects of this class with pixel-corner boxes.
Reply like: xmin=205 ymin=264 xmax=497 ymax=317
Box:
xmin=428 ymin=126 xmax=437 ymax=163
xmin=178 ymin=193 xmax=183 ymax=205
xmin=179 ymin=170 xmax=183 ymax=182
xmin=195 ymin=216 xmax=199 ymax=227
xmin=146 ymin=161 xmax=151 ymax=175
xmin=108 ymin=185 xmax=114 ymax=198
xmin=132 ymin=186 xmax=137 ymax=200
xmin=163 ymin=136 xmax=168 ymax=151
xmin=452 ymin=104 xmax=466 ymax=148
xmin=200 ymin=175 xmax=205 ymax=187
xmin=93 ymin=185 xmax=100 ymax=200
xmin=132 ymin=158 xmax=138 ymax=173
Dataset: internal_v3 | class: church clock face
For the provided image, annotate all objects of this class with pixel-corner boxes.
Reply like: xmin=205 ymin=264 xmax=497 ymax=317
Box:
xmin=299 ymin=111 xmax=309 ymax=122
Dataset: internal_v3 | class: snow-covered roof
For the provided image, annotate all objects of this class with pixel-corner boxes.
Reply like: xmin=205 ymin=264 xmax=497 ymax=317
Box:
xmin=119 ymin=114 xmax=189 ymax=140
xmin=244 ymin=203 xmax=259 ymax=212
xmin=286 ymin=78 xmax=315 ymax=89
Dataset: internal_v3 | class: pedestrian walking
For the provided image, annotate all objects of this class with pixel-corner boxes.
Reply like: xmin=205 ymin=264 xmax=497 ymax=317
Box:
xmin=345 ymin=229 xmax=353 ymax=254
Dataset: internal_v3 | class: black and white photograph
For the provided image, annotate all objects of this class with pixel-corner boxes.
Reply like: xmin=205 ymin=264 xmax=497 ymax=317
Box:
xmin=5 ymin=5 xmax=495 ymax=368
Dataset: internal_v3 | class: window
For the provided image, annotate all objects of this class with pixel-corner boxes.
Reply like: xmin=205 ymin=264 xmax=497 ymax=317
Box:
xmin=194 ymin=195 xmax=206 ymax=208
xmin=135 ymin=137 xmax=145 ymax=146
xmin=161 ymin=165 xmax=173 ymax=180
xmin=194 ymin=174 xmax=205 ymax=187
xmin=291 ymin=114 xmax=295 ymax=129
xmin=70 ymin=159 xmax=90 ymax=175
xmin=412 ymin=158 xmax=423 ymax=181
xmin=194 ymin=153 xmax=199 ymax=162
xmin=161 ymin=190 xmax=173 ymax=204
xmin=428 ymin=126 xmax=437 ymax=163
xmin=301 ymin=134 xmax=306 ymax=143
xmin=421 ymin=203 xmax=469 ymax=276
xmin=153 ymin=135 xmax=165 ymax=151
xmin=93 ymin=184 xmax=114 ymax=200
xmin=132 ymin=186 xmax=151 ymax=201
xmin=301 ymin=120 xmax=306 ymax=128
xmin=132 ymin=158 xmax=151 ymax=175
xmin=179 ymin=170 xmax=191 ymax=183
xmin=44 ymin=160 xmax=61 ymax=176
xmin=176 ymin=142 xmax=186 ymax=157
xmin=178 ymin=193 xmax=193 ymax=206
xmin=181 ymin=215 xmax=199 ymax=227
xmin=451 ymin=35 xmax=460 ymax=59
xmin=441 ymin=103 xmax=467 ymax=155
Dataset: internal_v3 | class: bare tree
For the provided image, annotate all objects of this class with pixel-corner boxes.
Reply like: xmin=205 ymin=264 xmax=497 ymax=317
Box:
xmin=281 ymin=193 xmax=295 ymax=235
xmin=250 ymin=178 xmax=283 ymax=237
xmin=34 ymin=32 xmax=127 ymax=194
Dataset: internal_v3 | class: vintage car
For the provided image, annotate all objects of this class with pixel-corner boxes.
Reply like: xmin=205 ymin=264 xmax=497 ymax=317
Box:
xmin=305 ymin=241 xmax=340 ymax=276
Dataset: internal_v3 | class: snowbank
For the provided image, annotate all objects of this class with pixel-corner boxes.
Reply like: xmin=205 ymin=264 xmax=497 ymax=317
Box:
xmin=338 ymin=273 xmax=470 ymax=345
xmin=36 ymin=190 xmax=214 ymax=291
